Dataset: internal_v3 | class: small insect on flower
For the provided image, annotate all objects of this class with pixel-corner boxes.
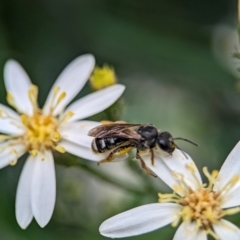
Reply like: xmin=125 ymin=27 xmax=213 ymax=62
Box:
xmin=88 ymin=122 xmax=198 ymax=177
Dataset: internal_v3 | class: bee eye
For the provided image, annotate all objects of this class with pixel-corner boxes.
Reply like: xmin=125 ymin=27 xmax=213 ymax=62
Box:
xmin=158 ymin=139 xmax=170 ymax=151
xmin=157 ymin=131 xmax=175 ymax=153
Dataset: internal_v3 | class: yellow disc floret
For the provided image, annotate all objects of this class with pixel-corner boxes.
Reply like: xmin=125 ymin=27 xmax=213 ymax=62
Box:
xmin=180 ymin=188 xmax=222 ymax=228
xmin=90 ymin=65 xmax=117 ymax=91
xmin=20 ymin=111 xmax=61 ymax=151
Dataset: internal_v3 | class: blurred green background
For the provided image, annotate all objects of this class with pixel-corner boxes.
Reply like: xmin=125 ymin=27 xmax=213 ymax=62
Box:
xmin=0 ymin=0 xmax=240 ymax=239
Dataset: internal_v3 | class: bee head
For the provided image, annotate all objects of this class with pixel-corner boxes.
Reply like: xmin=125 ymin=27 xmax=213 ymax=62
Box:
xmin=157 ymin=131 xmax=176 ymax=154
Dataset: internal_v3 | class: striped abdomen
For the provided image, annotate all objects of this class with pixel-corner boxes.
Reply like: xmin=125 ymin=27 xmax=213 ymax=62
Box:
xmin=92 ymin=137 xmax=128 ymax=153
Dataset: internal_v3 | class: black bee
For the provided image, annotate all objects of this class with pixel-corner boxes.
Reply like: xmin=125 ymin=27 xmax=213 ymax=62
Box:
xmin=88 ymin=122 xmax=197 ymax=177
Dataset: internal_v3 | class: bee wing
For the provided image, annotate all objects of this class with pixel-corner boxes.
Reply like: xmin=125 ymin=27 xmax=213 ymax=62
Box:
xmin=88 ymin=123 xmax=142 ymax=139
xmin=108 ymin=128 xmax=142 ymax=139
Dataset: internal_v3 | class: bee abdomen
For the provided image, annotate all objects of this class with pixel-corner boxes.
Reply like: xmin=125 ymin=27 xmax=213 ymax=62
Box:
xmin=92 ymin=137 xmax=127 ymax=153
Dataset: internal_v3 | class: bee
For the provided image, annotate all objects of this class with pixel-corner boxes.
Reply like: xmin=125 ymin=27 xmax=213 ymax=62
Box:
xmin=88 ymin=122 xmax=198 ymax=177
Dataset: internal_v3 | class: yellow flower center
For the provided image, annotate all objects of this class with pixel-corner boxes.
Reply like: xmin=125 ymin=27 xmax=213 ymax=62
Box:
xmin=158 ymin=165 xmax=240 ymax=240
xmin=180 ymin=188 xmax=221 ymax=228
xmin=20 ymin=111 xmax=61 ymax=154
xmin=0 ymin=85 xmax=74 ymax=163
xmin=89 ymin=65 xmax=117 ymax=91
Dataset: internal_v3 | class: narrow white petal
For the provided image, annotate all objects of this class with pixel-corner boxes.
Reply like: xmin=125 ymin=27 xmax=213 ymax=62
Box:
xmin=0 ymin=103 xmax=24 ymax=134
xmin=100 ymin=203 xmax=180 ymax=238
xmin=4 ymin=60 xmax=33 ymax=115
xmin=59 ymin=120 xmax=100 ymax=148
xmin=143 ymin=149 xmax=201 ymax=196
xmin=213 ymin=219 xmax=240 ymax=240
xmin=16 ymin=155 xmax=36 ymax=229
xmin=0 ymin=119 xmax=22 ymax=135
xmin=143 ymin=153 xmax=185 ymax=196
xmin=161 ymin=149 xmax=202 ymax=188
xmin=173 ymin=222 xmax=207 ymax=240
xmin=60 ymin=139 xmax=128 ymax=162
xmin=43 ymin=54 xmax=95 ymax=116
xmin=0 ymin=103 xmax=19 ymax=118
xmin=0 ymin=143 xmax=26 ymax=169
xmin=31 ymin=151 xmax=56 ymax=228
xmin=64 ymin=84 xmax=125 ymax=122
xmin=221 ymin=182 xmax=240 ymax=208
xmin=214 ymin=141 xmax=240 ymax=192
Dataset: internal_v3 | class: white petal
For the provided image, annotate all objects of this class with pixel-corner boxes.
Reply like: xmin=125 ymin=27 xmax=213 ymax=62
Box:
xmin=16 ymin=155 xmax=35 ymax=229
xmin=213 ymin=219 xmax=240 ymax=240
xmin=59 ymin=120 xmax=100 ymax=148
xmin=43 ymin=54 xmax=95 ymax=116
xmin=0 ymin=120 xmax=22 ymax=135
xmin=60 ymin=139 xmax=128 ymax=162
xmin=161 ymin=149 xmax=202 ymax=188
xmin=214 ymin=141 xmax=240 ymax=192
xmin=0 ymin=142 xmax=26 ymax=169
xmin=99 ymin=203 xmax=180 ymax=238
xmin=173 ymin=222 xmax=207 ymax=240
xmin=64 ymin=84 xmax=125 ymax=122
xmin=0 ymin=103 xmax=24 ymax=134
xmin=31 ymin=151 xmax=56 ymax=228
xmin=143 ymin=149 xmax=201 ymax=196
xmin=4 ymin=60 xmax=33 ymax=115
xmin=143 ymin=153 xmax=184 ymax=196
xmin=221 ymin=182 xmax=240 ymax=208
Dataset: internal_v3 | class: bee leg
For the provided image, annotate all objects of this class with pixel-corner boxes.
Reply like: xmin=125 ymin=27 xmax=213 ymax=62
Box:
xmin=150 ymin=149 xmax=154 ymax=166
xmin=97 ymin=151 xmax=115 ymax=165
xmin=98 ymin=144 xmax=133 ymax=165
xmin=136 ymin=151 xmax=157 ymax=178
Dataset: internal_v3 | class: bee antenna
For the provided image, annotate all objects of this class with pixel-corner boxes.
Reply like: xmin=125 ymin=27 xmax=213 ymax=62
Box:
xmin=173 ymin=137 xmax=198 ymax=147
xmin=175 ymin=145 xmax=188 ymax=159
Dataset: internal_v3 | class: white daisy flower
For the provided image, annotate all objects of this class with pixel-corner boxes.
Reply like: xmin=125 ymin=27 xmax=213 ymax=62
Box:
xmin=100 ymin=142 xmax=240 ymax=240
xmin=0 ymin=54 xmax=126 ymax=229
